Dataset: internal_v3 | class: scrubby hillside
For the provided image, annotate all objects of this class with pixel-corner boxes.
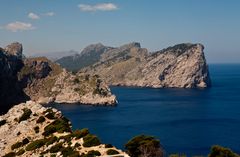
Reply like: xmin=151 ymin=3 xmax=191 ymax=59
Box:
xmin=0 ymin=101 xmax=128 ymax=157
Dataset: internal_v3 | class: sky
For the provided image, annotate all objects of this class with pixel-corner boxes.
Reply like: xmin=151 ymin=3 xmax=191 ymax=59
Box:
xmin=0 ymin=0 xmax=240 ymax=63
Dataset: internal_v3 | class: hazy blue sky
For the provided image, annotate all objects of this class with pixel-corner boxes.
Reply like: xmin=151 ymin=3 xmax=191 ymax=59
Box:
xmin=0 ymin=0 xmax=240 ymax=63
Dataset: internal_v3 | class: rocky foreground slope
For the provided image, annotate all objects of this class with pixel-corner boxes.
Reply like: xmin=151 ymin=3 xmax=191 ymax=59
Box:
xmin=0 ymin=101 xmax=128 ymax=157
xmin=0 ymin=42 xmax=116 ymax=113
xmin=57 ymin=42 xmax=211 ymax=88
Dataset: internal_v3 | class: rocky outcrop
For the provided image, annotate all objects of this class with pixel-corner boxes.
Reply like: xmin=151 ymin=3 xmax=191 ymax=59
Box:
xmin=0 ymin=101 xmax=128 ymax=157
xmin=66 ymin=42 xmax=210 ymax=88
xmin=0 ymin=43 xmax=29 ymax=114
xmin=0 ymin=42 xmax=117 ymax=113
xmin=18 ymin=57 xmax=117 ymax=105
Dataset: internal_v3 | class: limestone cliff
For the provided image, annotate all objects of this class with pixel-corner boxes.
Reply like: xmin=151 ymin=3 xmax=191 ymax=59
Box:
xmin=0 ymin=43 xmax=117 ymax=111
xmin=0 ymin=43 xmax=29 ymax=114
xmin=0 ymin=101 xmax=128 ymax=157
xmin=69 ymin=42 xmax=211 ymax=88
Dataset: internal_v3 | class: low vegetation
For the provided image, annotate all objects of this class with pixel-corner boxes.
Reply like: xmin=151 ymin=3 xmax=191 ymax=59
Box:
xmin=25 ymin=139 xmax=46 ymax=151
xmin=209 ymin=145 xmax=239 ymax=157
xmin=36 ymin=116 xmax=46 ymax=123
xmin=125 ymin=135 xmax=163 ymax=157
xmin=18 ymin=108 xmax=32 ymax=123
xmin=0 ymin=119 xmax=6 ymax=126
xmin=83 ymin=134 xmax=101 ymax=147
xmin=43 ymin=117 xmax=71 ymax=136
xmin=106 ymin=149 xmax=119 ymax=155
xmin=73 ymin=128 xmax=89 ymax=139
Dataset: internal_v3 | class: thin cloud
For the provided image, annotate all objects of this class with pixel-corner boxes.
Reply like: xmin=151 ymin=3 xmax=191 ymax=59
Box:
xmin=78 ymin=3 xmax=118 ymax=12
xmin=43 ymin=12 xmax=55 ymax=16
xmin=28 ymin=12 xmax=40 ymax=20
xmin=4 ymin=21 xmax=35 ymax=32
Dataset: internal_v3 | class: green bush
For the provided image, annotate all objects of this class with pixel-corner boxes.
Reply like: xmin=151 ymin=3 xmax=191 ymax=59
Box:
xmin=11 ymin=141 xmax=23 ymax=150
xmin=22 ymin=138 xmax=29 ymax=145
xmin=105 ymin=144 xmax=113 ymax=148
xmin=46 ymin=112 xmax=56 ymax=120
xmin=25 ymin=139 xmax=46 ymax=151
xmin=16 ymin=149 xmax=25 ymax=155
xmin=209 ymin=145 xmax=239 ymax=157
xmin=43 ymin=108 xmax=53 ymax=114
xmin=61 ymin=147 xmax=79 ymax=157
xmin=46 ymin=136 xmax=58 ymax=146
xmin=83 ymin=134 xmax=101 ymax=147
xmin=36 ymin=116 xmax=46 ymax=123
xmin=106 ymin=149 xmax=119 ymax=155
xmin=74 ymin=142 xmax=81 ymax=148
xmin=3 ymin=152 xmax=16 ymax=157
xmin=0 ymin=119 xmax=6 ymax=126
xmin=125 ymin=135 xmax=163 ymax=157
xmin=86 ymin=150 xmax=101 ymax=156
xmin=18 ymin=108 xmax=32 ymax=123
xmin=34 ymin=126 xmax=40 ymax=133
xmin=73 ymin=128 xmax=89 ymax=139
xmin=43 ymin=117 xmax=71 ymax=136
xmin=49 ymin=142 xmax=63 ymax=153
xmin=59 ymin=134 xmax=73 ymax=142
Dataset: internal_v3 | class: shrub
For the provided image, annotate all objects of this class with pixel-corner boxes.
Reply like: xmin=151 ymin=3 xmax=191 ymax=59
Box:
xmin=106 ymin=149 xmax=119 ymax=155
xmin=3 ymin=152 xmax=16 ymax=157
xmin=18 ymin=108 xmax=32 ymax=123
xmin=36 ymin=116 xmax=46 ymax=123
xmin=83 ymin=134 xmax=101 ymax=147
xmin=73 ymin=78 xmax=80 ymax=84
xmin=25 ymin=139 xmax=46 ymax=151
xmin=209 ymin=145 xmax=239 ymax=157
xmin=73 ymin=128 xmax=89 ymax=139
xmin=105 ymin=144 xmax=113 ymax=148
xmin=43 ymin=117 xmax=71 ymax=136
xmin=43 ymin=108 xmax=53 ymax=114
xmin=16 ymin=149 xmax=25 ymax=155
xmin=34 ymin=126 xmax=40 ymax=133
xmin=61 ymin=147 xmax=79 ymax=157
xmin=74 ymin=142 xmax=81 ymax=148
xmin=11 ymin=141 xmax=23 ymax=150
xmin=59 ymin=134 xmax=73 ymax=142
xmin=46 ymin=112 xmax=56 ymax=120
xmin=125 ymin=135 xmax=163 ymax=157
xmin=49 ymin=142 xmax=63 ymax=153
xmin=46 ymin=136 xmax=58 ymax=146
xmin=0 ymin=119 xmax=6 ymax=126
xmin=22 ymin=138 xmax=29 ymax=145
xmin=87 ymin=150 xmax=101 ymax=156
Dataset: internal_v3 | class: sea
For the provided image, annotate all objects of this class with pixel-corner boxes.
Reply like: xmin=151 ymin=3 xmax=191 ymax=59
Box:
xmin=27 ymin=64 xmax=240 ymax=155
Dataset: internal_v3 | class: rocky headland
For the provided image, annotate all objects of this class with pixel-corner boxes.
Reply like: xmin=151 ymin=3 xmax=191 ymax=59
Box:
xmin=0 ymin=42 xmax=117 ymax=114
xmin=57 ymin=42 xmax=211 ymax=88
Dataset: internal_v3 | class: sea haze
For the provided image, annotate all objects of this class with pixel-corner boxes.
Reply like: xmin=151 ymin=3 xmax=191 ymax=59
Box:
xmin=49 ymin=64 xmax=240 ymax=155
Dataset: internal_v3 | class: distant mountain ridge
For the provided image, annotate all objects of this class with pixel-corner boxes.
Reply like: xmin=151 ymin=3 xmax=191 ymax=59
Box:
xmin=30 ymin=50 xmax=78 ymax=61
xmin=57 ymin=42 xmax=211 ymax=88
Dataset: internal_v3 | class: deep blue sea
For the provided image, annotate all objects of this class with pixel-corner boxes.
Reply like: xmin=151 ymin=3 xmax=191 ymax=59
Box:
xmin=49 ymin=64 xmax=240 ymax=156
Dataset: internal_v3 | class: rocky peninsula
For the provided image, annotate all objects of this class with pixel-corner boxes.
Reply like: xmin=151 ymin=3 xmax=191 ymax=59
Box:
xmin=0 ymin=42 xmax=116 ymax=113
xmin=57 ymin=42 xmax=211 ymax=88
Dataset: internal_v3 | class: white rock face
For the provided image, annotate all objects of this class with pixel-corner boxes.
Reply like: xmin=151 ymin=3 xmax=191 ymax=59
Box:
xmin=0 ymin=101 xmax=128 ymax=157
xmin=83 ymin=43 xmax=211 ymax=88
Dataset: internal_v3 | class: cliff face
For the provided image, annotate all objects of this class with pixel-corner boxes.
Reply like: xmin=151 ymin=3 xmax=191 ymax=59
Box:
xmin=0 ymin=43 xmax=117 ymax=112
xmin=75 ymin=42 xmax=211 ymax=88
xmin=0 ymin=101 xmax=128 ymax=157
xmin=0 ymin=43 xmax=29 ymax=114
